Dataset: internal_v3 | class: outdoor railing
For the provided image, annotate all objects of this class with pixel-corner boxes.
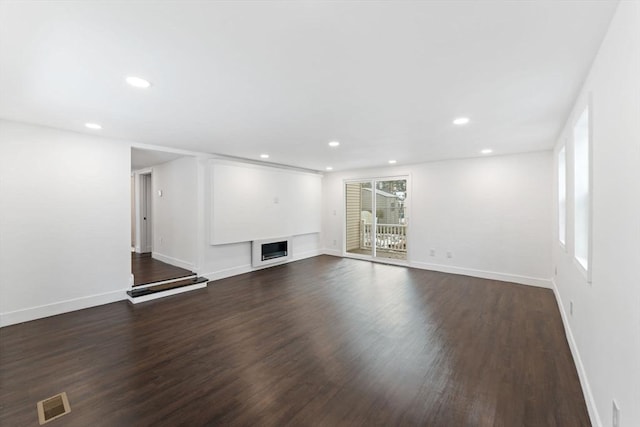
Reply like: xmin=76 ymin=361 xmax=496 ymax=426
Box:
xmin=361 ymin=222 xmax=407 ymax=252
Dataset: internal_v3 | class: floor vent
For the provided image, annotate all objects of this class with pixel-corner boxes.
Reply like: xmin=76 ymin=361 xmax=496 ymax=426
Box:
xmin=37 ymin=392 xmax=70 ymax=425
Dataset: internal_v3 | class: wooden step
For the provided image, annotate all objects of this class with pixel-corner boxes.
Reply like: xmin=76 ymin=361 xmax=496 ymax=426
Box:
xmin=132 ymin=274 xmax=197 ymax=289
xmin=127 ymin=277 xmax=209 ymax=303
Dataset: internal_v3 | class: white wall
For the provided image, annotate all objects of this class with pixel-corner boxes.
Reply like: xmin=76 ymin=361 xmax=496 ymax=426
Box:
xmin=0 ymin=120 xmax=131 ymax=326
xmin=322 ymin=151 xmax=552 ymax=287
xmin=197 ymin=157 xmax=322 ymax=281
xmin=209 ymin=160 xmax=322 ymax=245
xmin=0 ymin=122 xmax=324 ymax=326
xmin=151 ymin=156 xmax=198 ymax=270
xmin=552 ymin=2 xmax=640 ymax=426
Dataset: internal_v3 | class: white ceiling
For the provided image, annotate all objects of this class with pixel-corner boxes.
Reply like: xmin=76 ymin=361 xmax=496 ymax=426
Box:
xmin=131 ymin=148 xmax=185 ymax=171
xmin=0 ymin=1 xmax=618 ymax=171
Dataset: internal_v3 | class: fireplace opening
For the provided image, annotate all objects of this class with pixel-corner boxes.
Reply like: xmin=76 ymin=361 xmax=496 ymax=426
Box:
xmin=252 ymin=237 xmax=292 ymax=268
xmin=262 ymin=241 xmax=288 ymax=261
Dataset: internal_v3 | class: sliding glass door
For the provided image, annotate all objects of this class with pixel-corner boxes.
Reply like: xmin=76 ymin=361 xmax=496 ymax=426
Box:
xmin=373 ymin=179 xmax=407 ymax=261
xmin=345 ymin=177 xmax=408 ymax=262
xmin=345 ymin=181 xmax=373 ymax=257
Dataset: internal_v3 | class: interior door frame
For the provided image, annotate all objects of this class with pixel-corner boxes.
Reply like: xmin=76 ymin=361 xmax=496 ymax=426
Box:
xmin=342 ymin=174 xmax=410 ymax=266
xmin=133 ymin=168 xmax=153 ymax=253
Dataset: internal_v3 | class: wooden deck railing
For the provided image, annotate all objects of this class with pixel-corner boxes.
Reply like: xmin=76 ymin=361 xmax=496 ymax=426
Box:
xmin=361 ymin=222 xmax=407 ymax=252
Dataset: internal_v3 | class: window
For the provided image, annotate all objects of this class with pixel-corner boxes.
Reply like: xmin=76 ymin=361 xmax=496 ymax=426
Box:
xmin=558 ymin=146 xmax=566 ymax=246
xmin=573 ymin=106 xmax=590 ymax=271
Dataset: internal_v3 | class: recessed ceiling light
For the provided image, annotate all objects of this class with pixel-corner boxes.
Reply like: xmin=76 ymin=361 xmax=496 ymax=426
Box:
xmin=328 ymin=141 xmax=340 ymax=147
xmin=125 ymin=76 xmax=151 ymax=88
xmin=260 ymin=154 xmax=270 ymax=159
xmin=453 ymin=117 xmax=470 ymax=125
xmin=85 ymin=123 xmax=102 ymax=130
xmin=325 ymin=166 xmax=333 ymax=171
xmin=481 ymin=149 xmax=493 ymax=154
xmin=388 ymin=160 xmax=397 ymax=164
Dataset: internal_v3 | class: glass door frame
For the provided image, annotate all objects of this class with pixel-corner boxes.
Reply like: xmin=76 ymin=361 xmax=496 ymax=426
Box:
xmin=342 ymin=174 xmax=410 ymax=266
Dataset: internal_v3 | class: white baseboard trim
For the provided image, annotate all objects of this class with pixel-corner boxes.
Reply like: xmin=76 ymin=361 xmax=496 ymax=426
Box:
xmin=0 ymin=289 xmax=127 ymax=327
xmin=551 ymin=279 xmax=601 ymax=427
xmin=152 ymin=252 xmax=195 ymax=272
xmin=410 ymin=261 xmax=552 ymax=289
xmin=293 ymin=248 xmax=322 ymax=261
xmin=322 ymin=248 xmax=342 ymax=257
xmin=203 ymin=250 xmax=324 ymax=282
xmin=319 ymin=251 xmax=549 ymax=288
xmin=127 ymin=282 xmax=207 ymax=304
xmin=202 ymin=264 xmax=253 ymax=282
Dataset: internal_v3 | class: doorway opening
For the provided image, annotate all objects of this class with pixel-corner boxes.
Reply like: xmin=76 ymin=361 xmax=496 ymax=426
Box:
xmin=345 ymin=177 xmax=408 ymax=262
xmin=136 ymin=171 xmax=153 ymax=254
xmin=130 ymin=147 xmax=195 ymax=288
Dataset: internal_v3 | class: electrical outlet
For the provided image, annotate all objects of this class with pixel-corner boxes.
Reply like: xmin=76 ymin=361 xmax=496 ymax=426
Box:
xmin=333 ymin=240 xmax=337 ymax=246
xmin=570 ymin=301 xmax=573 ymax=316
xmin=612 ymin=400 xmax=620 ymax=427
xmin=430 ymin=248 xmax=436 ymax=257
xmin=333 ymin=210 xmax=336 ymax=216
xmin=446 ymin=251 xmax=453 ymax=259
xmin=555 ymin=266 xmax=557 ymax=276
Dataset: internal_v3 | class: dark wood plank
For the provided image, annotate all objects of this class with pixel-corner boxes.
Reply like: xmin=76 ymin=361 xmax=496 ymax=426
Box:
xmin=0 ymin=256 xmax=590 ymax=426
xmin=131 ymin=252 xmax=194 ymax=286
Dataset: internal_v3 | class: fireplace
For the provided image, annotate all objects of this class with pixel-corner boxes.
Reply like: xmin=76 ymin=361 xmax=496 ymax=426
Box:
xmin=261 ymin=240 xmax=288 ymax=261
xmin=252 ymin=237 xmax=292 ymax=267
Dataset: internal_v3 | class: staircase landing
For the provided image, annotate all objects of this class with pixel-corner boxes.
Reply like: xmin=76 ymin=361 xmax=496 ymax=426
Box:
xmin=131 ymin=252 xmax=194 ymax=286
xmin=129 ymin=253 xmax=208 ymax=303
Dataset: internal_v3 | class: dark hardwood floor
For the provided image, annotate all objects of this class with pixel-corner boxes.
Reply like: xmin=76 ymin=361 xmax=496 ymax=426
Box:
xmin=0 ymin=256 xmax=590 ymax=426
xmin=131 ymin=252 xmax=194 ymax=286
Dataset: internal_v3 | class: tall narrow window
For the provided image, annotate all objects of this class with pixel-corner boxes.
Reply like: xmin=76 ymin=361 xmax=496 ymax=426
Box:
xmin=574 ymin=106 xmax=590 ymax=270
xmin=558 ymin=146 xmax=566 ymax=245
